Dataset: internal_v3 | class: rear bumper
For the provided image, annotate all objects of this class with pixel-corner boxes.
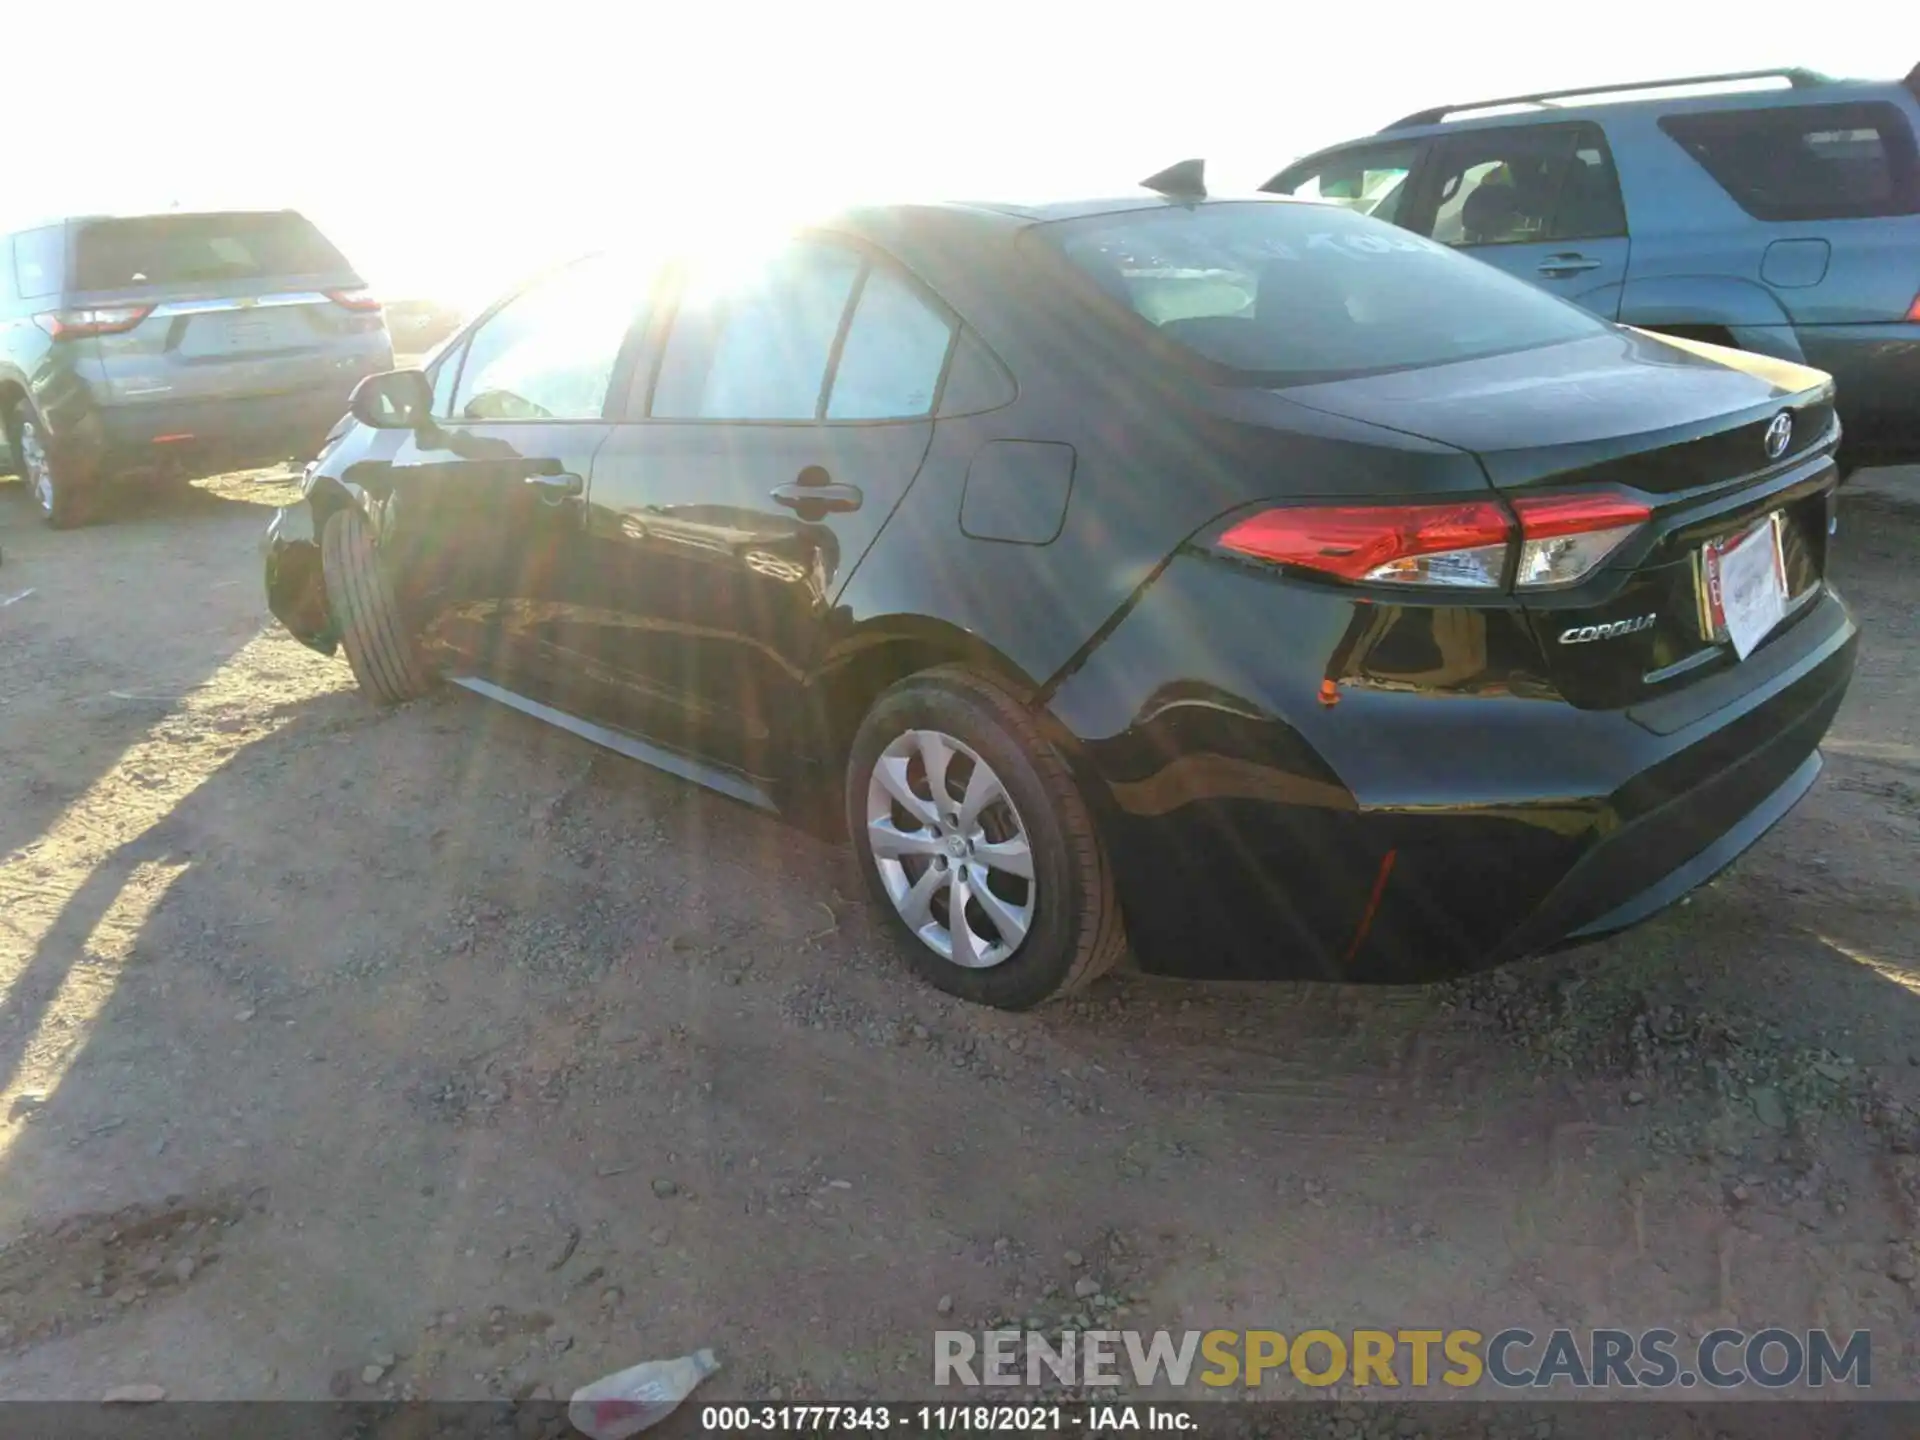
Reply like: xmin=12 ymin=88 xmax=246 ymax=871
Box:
xmin=1793 ymin=323 xmax=1920 ymax=464
xmin=1047 ymin=552 xmax=1856 ymax=984
xmin=92 ymin=392 xmax=355 ymax=477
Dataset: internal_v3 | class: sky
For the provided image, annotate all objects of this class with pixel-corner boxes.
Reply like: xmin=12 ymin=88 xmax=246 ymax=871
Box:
xmin=7 ymin=1 xmax=1910 ymax=309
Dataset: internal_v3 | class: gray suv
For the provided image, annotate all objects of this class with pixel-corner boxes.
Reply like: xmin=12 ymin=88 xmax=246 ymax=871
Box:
xmin=1265 ymin=65 xmax=1920 ymax=473
xmin=0 ymin=209 xmax=392 ymax=526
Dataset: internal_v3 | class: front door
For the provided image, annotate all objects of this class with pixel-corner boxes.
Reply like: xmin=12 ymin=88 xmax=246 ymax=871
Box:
xmin=1405 ymin=121 xmax=1631 ymax=318
xmin=578 ymin=238 xmax=958 ymax=778
xmin=380 ymin=254 xmax=655 ymax=710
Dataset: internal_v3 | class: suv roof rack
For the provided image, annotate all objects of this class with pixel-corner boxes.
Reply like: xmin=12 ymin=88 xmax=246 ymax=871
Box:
xmin=1382 ymin=67 xmax=1833 ymax=130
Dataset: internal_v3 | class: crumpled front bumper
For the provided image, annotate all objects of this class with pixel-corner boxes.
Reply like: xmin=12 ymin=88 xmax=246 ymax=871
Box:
xmin=262 ymin=499 xmax=338 ymax=655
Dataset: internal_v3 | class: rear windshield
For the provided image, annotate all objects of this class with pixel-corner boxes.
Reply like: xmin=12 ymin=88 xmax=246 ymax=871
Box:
xmin=1038 ymin=200 xmax=1605 ymax=384
xmin=72 ymin=212 xmax=352 ymax=291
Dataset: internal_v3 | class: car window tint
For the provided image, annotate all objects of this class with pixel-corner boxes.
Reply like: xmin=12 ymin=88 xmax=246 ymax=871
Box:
xmin=452 ymin=255 xmax=648 ymax=422
xmin=1043 ymin=200 xmax=1604 ymax=383
xmin=652 ymin=242 xmax=860 ymax=420
xmin=72 ymin=213 xmax=350 ymax=289
xmin=826 ymin=268 xmax=953 ymax=420
xmin=1425 ymin=125 xmax=1621 ymax=247
xmin=1268 ymin=144 xmax=1417 ymax=226
xmin=1660 ymin=102 xmax=1920 ymax=220
xmin=13 ymin=226 xmax=65 ymax=299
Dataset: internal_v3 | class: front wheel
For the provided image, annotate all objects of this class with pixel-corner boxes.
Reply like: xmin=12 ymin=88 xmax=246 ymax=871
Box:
xmin=319 ymin=507 xmax=436 ymax=705
xmin=846 ymin=666 xmax=1126 ymax=1009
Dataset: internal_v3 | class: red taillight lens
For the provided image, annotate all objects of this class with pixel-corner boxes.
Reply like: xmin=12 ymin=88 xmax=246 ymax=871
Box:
xmin=1217 ymin=501 xmax=1513 ymax=588
xmin=1906 ymin=291 xmax=1920 ymax=322
xmin=1217 ymin=490 xmax=1651 ymax=591
xmin=32 ymin=305 xmax=154 ymax=339
xmin=1510 ymin=492 xmax=1650 ymax=588
xmin=325 ymin=287 xmax=382 ymax=313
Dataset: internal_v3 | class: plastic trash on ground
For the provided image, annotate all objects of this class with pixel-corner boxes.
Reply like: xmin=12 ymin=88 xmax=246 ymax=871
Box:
xmin=569 ymin=1348 xmax=720 ymax=1439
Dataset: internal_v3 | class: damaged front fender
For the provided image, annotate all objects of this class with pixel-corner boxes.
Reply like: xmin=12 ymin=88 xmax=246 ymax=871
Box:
xmin=262 ymin=499 xmax=339 ymax=655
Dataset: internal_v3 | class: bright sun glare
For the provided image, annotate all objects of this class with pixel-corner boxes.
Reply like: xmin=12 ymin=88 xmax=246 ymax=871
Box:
xmin=4 ymin=0 xmax=1901 ymax=311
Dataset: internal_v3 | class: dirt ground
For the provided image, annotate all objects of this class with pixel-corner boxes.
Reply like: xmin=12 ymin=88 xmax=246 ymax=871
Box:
xmin=1 ymin=461 xmax=1917 ymax=1424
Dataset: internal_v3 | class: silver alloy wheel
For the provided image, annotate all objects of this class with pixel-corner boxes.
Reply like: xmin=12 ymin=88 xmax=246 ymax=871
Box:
xmin=18 ymin=420 xmax=53 ymax=516
xmin=865 ymin=728 xmax=1036 ymax=969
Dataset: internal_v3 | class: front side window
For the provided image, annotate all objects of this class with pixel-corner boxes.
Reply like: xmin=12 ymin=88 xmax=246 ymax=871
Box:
xmin=1266 ymin=144 xmax=1418 ymax=227
xmin=1424 ymin=124 xmax=1624 ymax=247
xmin=451 ymin=255 xmax=651 ymax=422
xmin=652 ymin=242 xmax=862 ymax=420
xmin=1041 ymin=200 xmax=1605 ymax=383
xmin=826 ymin=268 xmax=954 ymax=419
xmin=1660 ymin=101 xmax=1920 ymax=220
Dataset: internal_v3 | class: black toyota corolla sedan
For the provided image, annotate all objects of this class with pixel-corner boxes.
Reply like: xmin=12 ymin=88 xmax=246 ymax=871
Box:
xmin=263 ymin=172 xmax=1857 ymax=1009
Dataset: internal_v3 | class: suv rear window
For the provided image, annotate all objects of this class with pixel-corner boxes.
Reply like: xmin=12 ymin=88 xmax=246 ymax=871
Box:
xmin=1659 ymin=102 xmax=1920 ymax=220
xmin=72 ymin=212 xmax=352 ymax=291
xmin=1039 ymin=200 xmax=1604 ymax=384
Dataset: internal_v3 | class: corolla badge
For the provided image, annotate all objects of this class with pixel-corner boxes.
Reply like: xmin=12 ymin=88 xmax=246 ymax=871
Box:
xmin=1764 ymin=411 xmax=1794 ymax=461
xmin=1559 ymin=614 xmax=1657 ymax=644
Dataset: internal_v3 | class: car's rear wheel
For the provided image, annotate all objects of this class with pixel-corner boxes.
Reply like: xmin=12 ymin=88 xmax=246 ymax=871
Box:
xmin=320 ymin=506 xmax=436 ymax=705
xmin=846 ymin=666 xmax=1125 ymax=1009
xmin=6 ymin=402 xmax=94 ymax=528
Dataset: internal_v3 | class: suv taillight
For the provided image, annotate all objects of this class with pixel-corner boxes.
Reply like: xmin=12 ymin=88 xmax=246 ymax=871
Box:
xmin=1217 ymin=491 xmax=1650 ymax=592
xmin=325 ymin=287 xmax=382 ymax=313
xmin=33 ymin=305 xmax=154 ymax=339
xmin=1906 ymin=290 xmax=1920 ymax=322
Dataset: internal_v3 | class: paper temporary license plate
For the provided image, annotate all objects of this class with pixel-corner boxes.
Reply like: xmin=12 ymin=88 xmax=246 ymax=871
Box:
xmin=1701 ymin=512 xmax=1789 ymax=660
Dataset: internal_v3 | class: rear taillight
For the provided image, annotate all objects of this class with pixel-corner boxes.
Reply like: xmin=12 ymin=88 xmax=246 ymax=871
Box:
xmin=1217 ymin=490 xmax=1650 ymax=592
xmin=32 ymin=305 xmax=154 ymax=339
xmin=1509 ymin=493 xmax=1650 ymax=588
xmin=1907 ymin=291 xmax=1920 ymax=322
xmin=1217 ymin=502 xmax=1512 ymax=588
xmin=325 ymin=287 xmax=382 ymax=313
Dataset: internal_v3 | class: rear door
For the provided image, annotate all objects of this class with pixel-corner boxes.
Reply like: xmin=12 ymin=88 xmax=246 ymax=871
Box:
xmin=1402 ymin=122 xmax=1631 ymax=317
xmin=577 ymin=236 xmax=955 ymax=777
xmin=378 ymin=254 xmax=656 ymax=709
xmin=71 ymin=212 xmax=389 ymax=407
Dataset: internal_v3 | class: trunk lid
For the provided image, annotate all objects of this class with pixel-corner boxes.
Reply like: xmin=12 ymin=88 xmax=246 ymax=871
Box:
xmin=70 ymin=212 xmax=385 ymax=405
xmin=1280 ymin=330 xmax=1842 ymax=709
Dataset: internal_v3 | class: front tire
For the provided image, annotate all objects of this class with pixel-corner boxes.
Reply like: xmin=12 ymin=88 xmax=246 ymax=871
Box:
xmin=846 ymin=666 xmax=1125 ymax=1009
xmin=320 ymin=507 xmax=436 ymax=705
xmin=7 ymin=402 xmax=94 ymax=528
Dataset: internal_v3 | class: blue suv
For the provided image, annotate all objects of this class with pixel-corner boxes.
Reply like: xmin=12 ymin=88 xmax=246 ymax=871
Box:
xmin=1265 ymin=65 xmax=1920 ymax=472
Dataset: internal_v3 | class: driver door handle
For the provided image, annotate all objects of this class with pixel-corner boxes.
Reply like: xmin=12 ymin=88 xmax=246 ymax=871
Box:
xmin=1537 ymin=252 xmax=1603 ymax=277
xmin=524 ymin=471 xmax=584 ymax=498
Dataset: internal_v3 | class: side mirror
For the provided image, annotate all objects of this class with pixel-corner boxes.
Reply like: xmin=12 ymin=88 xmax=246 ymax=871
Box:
xmin=349 ymin=368 xmax=435 ymax=430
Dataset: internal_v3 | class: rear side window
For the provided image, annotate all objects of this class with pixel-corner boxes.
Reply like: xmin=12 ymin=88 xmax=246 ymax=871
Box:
xmin=1659 ymin=102 xmax=1920 ymax=220
xmin=13 ymin=226 xmax=66 ymax=299
xmin=71 ymin=212 xmax=353 ymax=290
xmin=1041 ymin=201 xmax=1605 ymax=384
xmin=826 ymin=268 xmax=954 ymax=419
xmin=1424 ymin=123 xmax=1625 ymax=246
xmin=652 ymin=242 xmax=862 ymax=420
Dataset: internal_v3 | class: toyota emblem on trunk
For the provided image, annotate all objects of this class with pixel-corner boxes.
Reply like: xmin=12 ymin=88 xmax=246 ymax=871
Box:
xmin=1764 ymin=411 xmax=1793 ymax=460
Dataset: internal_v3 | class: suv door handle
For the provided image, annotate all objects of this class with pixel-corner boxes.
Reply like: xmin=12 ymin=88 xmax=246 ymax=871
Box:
xmin=771 ymin=468 xmax=862 ymax=515
xmin=1537 ymin=253 xmax=1603 ymax=277
xmin=524 ymin=472 xmax=584 ymax=498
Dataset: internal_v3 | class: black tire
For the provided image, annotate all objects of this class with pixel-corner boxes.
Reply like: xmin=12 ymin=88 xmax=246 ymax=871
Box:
xmin=6 ymin=400 xmax=96 ymax=528
xmin=846 ymin=665 xmax=1126 ymax=1009
xmin=320 ymin=507 xmax=436 ymax=704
